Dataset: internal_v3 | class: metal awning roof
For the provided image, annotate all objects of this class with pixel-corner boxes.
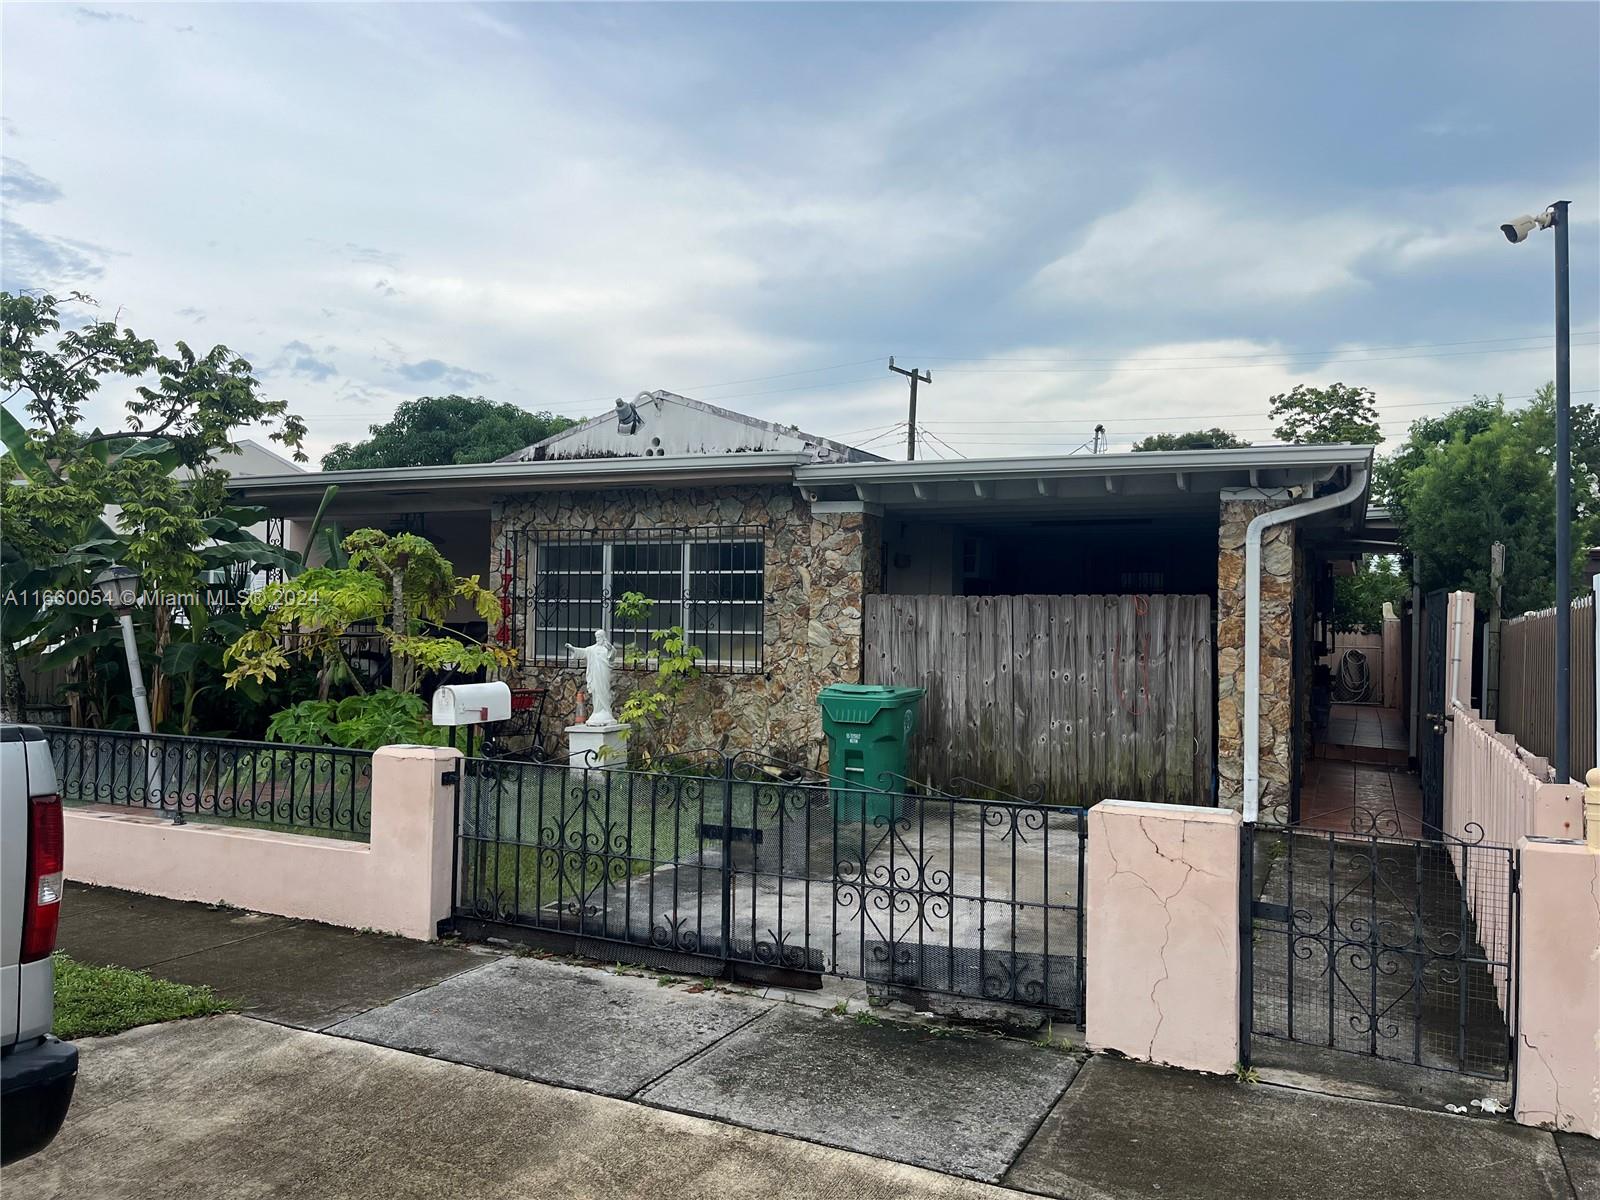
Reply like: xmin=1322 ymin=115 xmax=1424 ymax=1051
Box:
xmin=227 ymin=451 xmax=810 ymax=516
xmin=795 ymin=443 xmax=1375 ymax=518
xmin=228 ymin=441 xmax=1378 ymax=527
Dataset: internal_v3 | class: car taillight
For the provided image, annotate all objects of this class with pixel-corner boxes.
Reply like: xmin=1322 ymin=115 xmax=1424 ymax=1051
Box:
xmin=21 ymin=793 xmax=64 ymax=963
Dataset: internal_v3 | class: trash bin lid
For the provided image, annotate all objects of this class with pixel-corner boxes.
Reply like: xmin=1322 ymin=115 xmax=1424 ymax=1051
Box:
xmin=818 ymin=684 xmax=923 ymax=699
xmin=818 ymin=683 xmax=926 ymax=724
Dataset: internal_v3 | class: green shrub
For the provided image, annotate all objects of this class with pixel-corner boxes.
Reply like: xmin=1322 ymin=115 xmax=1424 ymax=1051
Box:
xmin=265 ymin=689 xmax=445 ymax=750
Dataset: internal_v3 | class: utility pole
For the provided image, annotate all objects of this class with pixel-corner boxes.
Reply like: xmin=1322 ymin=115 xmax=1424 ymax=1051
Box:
xmin=1092 ymin=424 xmax=1107 ymax=454
xmin=1502 ymin=199 xmax=1573 ymax=778
xmin=888 ymin=357 xmax=931 ymax=462
xmin=1553 ymin=200 xmax=1572 ymax=780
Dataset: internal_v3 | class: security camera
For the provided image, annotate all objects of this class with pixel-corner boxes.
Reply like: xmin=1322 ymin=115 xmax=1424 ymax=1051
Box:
xmin=1501 ymin=211 xmax=1552 ymax=244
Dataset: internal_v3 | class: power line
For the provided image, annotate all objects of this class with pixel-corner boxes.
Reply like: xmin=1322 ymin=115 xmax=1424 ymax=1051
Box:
xmin=850 ymin=422 xmax=908 ymax=451
xmin=919 ymin=427 xmax=968 ymax=459
xmin=911 ymin=388 xmax=1600 ymax=427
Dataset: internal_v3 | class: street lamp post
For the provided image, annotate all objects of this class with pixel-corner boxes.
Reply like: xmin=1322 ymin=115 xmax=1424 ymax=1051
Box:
xmin=1502 ymin=201 xmax=1573 ymax=779
xmin=93 ymin=564 xmax=178 ymax=822
xmin=93 ymin=564 xmax=153 ymax=735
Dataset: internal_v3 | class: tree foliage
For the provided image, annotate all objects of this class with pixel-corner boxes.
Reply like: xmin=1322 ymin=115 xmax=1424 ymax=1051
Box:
xmin=614 ymin=591 xmax=704 ymax=760
xmin=1 ymin=290 xmax=307 ymax=730
xmin=1268 ymin=382 xmax=1383 ymax=445
xmin=322 ymin=395 xmax=574 ymax=470
xmin=264 ymin=690 xmax=444 ymax=750
xmin=1385 ymin=386 xmax=1599 ymax=617
xmin=223 ymin=529 xmax=512 ymax=697
xmin=1333 ymin=557 xmax=1407 ymax=633
xmin=1130 ymin=428 xmax=1252 ymax=452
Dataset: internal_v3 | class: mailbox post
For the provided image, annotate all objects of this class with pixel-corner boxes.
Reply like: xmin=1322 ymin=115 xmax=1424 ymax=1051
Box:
xmin=431 ymin=681 xmax=512 ymax=758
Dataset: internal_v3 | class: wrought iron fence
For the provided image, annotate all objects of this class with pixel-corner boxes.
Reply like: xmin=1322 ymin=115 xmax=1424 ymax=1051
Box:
xmin=1244 ymin=820 xmax=1515 ymax=1079
xmin=452 ymin=752 xmax=1088 ymax=1016
xmin=42 ymin=726 xmax=374 ymax=841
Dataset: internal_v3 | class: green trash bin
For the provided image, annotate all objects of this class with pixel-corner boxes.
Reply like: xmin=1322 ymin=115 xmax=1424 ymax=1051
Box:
xmin=818 ymin=683 xmax=926 ymax=824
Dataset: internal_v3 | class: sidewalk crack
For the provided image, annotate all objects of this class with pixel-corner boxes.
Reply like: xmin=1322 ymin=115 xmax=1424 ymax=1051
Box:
xmin=628 ymin=1000 xmax=779 ymax=1101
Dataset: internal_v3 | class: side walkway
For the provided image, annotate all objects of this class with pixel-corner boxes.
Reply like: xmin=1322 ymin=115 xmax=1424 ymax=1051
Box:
xmin=13 ymin=885 xmax=1591 ymax=1200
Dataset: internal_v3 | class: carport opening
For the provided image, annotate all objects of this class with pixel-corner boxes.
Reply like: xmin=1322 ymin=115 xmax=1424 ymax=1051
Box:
xmin=883 ymin=513 xmax=1219 ymax=598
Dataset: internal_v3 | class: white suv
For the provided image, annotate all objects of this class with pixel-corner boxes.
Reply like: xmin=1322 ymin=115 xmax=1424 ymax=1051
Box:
xmin=1 ymin=724 xmax=75 ymax=1163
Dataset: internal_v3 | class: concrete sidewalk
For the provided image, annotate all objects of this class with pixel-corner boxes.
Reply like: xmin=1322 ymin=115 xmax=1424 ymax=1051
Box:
xmin=21 ymin=884 xmax=1591 ymax=1200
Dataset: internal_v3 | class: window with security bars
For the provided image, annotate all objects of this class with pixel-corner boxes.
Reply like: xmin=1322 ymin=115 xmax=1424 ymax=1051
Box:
xmin=522 ymin=527 xmax=765 ymax=673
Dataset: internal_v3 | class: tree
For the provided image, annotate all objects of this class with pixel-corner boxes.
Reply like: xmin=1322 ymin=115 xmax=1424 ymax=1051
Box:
xmin=1 ymin=290 xmax=306 ymax=729
xmin=1268 ymin=382 xmax=1382 ymax=445
xmin=1131 ymin=428 xmax=1251 ymax=452
xmin=1388 ymin=386 xmax=1599 ymax=616
xmin=613 ymin=591 xmax=704 ymax=761
xmin=1333 ymin=557 xmax=1407 ymax=633
xmin=1373 ymin=394 xmax=1503 ymax=519
xmin=322 ymin=395 xmax=575 ymax=470
xmin=224 ymin=529 xmax=511 ymax=698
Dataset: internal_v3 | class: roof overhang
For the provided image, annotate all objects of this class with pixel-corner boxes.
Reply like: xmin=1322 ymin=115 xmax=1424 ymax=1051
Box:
xmin=796 ymin=444 xmax=1375 ymax=519
xmin=228 ymin=451 xmax=810 ymax=518
xmin=1304 ymin=504 xmax=1406 ymax=558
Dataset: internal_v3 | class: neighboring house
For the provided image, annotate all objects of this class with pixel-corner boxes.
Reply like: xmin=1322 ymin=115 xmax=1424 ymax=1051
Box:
xmin=102 ymin=436 xmax=305 ymax=553
xmin=230 ymin=391 xmax=1387 ymax=815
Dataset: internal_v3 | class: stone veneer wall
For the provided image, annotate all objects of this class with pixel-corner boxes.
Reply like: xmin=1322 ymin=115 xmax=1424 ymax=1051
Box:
xmin=1216 ymin=490 xmax=1301 ymax=815
xmin=491 ymin=486 xmax=879 ymax=763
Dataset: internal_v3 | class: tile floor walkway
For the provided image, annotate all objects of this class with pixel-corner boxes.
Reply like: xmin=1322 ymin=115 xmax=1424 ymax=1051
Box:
xmin=1299 ymin=758 xmax=1425 ymax=838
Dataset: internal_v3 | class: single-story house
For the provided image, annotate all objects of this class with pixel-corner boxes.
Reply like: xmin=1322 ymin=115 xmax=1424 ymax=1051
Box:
xmin=232 ymin=391 xmax=1390 ymax=817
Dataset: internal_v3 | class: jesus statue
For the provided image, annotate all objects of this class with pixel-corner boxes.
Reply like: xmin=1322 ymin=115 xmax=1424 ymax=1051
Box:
xmin=565 ymin=629 xmax=617 ymax=725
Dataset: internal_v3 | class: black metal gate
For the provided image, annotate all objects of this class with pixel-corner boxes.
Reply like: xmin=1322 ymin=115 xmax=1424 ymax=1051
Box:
xmin=448 ymin=754 xmax=1088 ymax=1018
xmin=1242 ymin=818 xmax=1517 ymax=1080
xmin=1419 ymin=589 xmax=1449 ymax=834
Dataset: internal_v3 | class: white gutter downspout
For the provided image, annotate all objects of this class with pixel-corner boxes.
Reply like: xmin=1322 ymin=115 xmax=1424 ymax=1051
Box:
xmin=1243 ymin=467 xmax=1370 ymax=823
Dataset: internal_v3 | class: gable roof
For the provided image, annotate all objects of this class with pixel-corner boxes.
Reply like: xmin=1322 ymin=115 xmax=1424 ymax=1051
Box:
xmin=500 ymin=390 xmax=883 ymax=464
xmin=220 ymin=438 xmax=306 ymax=476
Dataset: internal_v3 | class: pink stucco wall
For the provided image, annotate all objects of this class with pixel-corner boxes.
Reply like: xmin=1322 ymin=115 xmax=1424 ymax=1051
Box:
xmin=1085 ymin=800 xmax=1241 ymax=1075
xmin=64 ymin=744 xmax=459 ymax=941
xmin=1514 ymin=838 xmax=1600 ymax=1136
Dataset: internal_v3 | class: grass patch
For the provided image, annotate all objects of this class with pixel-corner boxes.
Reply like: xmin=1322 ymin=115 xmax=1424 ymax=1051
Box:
xmin=52 ymin=953 xmax=233 ymax=1040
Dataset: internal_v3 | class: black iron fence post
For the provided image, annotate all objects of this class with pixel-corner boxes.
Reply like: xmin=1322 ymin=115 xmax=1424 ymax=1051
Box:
xmin=719 ymin=754 xmax=735 ymax=965
xmin=1077 ymin=815 xmax=1088 ymax=1019
xmin=449 ymin=761 xmax=463 ymax=916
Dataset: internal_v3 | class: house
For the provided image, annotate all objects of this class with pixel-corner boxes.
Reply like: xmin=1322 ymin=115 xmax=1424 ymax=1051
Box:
xmin=231 ymin=391 xmax=1386 ymax=817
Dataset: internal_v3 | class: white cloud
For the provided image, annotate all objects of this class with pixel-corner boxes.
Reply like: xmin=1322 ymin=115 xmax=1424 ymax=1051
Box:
xmin=1032 ymin=193 xmax=1443 ymax=309
xmin=1028 ymin=181 xmax=1600 ymax=311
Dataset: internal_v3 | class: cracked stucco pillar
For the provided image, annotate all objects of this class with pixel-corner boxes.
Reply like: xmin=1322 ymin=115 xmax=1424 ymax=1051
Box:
xmin=1086 ymin=800 xmax=1241 ymax=1074
xmin=1513 ymin=837 xmax=1600 ymax=1136
xmin=1217 ymin=488 xmax=1300 ymax=815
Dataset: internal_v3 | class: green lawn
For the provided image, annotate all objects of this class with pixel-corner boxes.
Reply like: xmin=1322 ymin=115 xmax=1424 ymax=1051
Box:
xmin=52 ymin=953 xmax=234 ymax=1040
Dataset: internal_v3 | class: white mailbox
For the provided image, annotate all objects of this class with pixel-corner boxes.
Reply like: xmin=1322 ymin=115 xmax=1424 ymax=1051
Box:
xmin=431 ymin=681 xmax=512 ymax=727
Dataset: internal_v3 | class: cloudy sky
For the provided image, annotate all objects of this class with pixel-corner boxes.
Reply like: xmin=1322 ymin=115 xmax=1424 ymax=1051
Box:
xmin=4 ymin=2 xmax=1598 ymax=465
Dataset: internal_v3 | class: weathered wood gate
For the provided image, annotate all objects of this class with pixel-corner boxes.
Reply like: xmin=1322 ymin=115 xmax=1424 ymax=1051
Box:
xmin=864 ymin=594 xmax=1213 ymax=806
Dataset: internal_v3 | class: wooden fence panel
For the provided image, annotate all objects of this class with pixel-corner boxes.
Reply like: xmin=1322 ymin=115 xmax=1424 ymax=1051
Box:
xmin=1497 ymin=593 xmax=1596 ymax=782
xmin=865 ymin=593 xmax=1214 ymax=806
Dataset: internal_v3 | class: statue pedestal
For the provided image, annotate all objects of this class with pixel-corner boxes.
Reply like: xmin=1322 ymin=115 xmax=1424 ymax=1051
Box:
xmin=565 ymin=721 xmax=629 ymax=770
